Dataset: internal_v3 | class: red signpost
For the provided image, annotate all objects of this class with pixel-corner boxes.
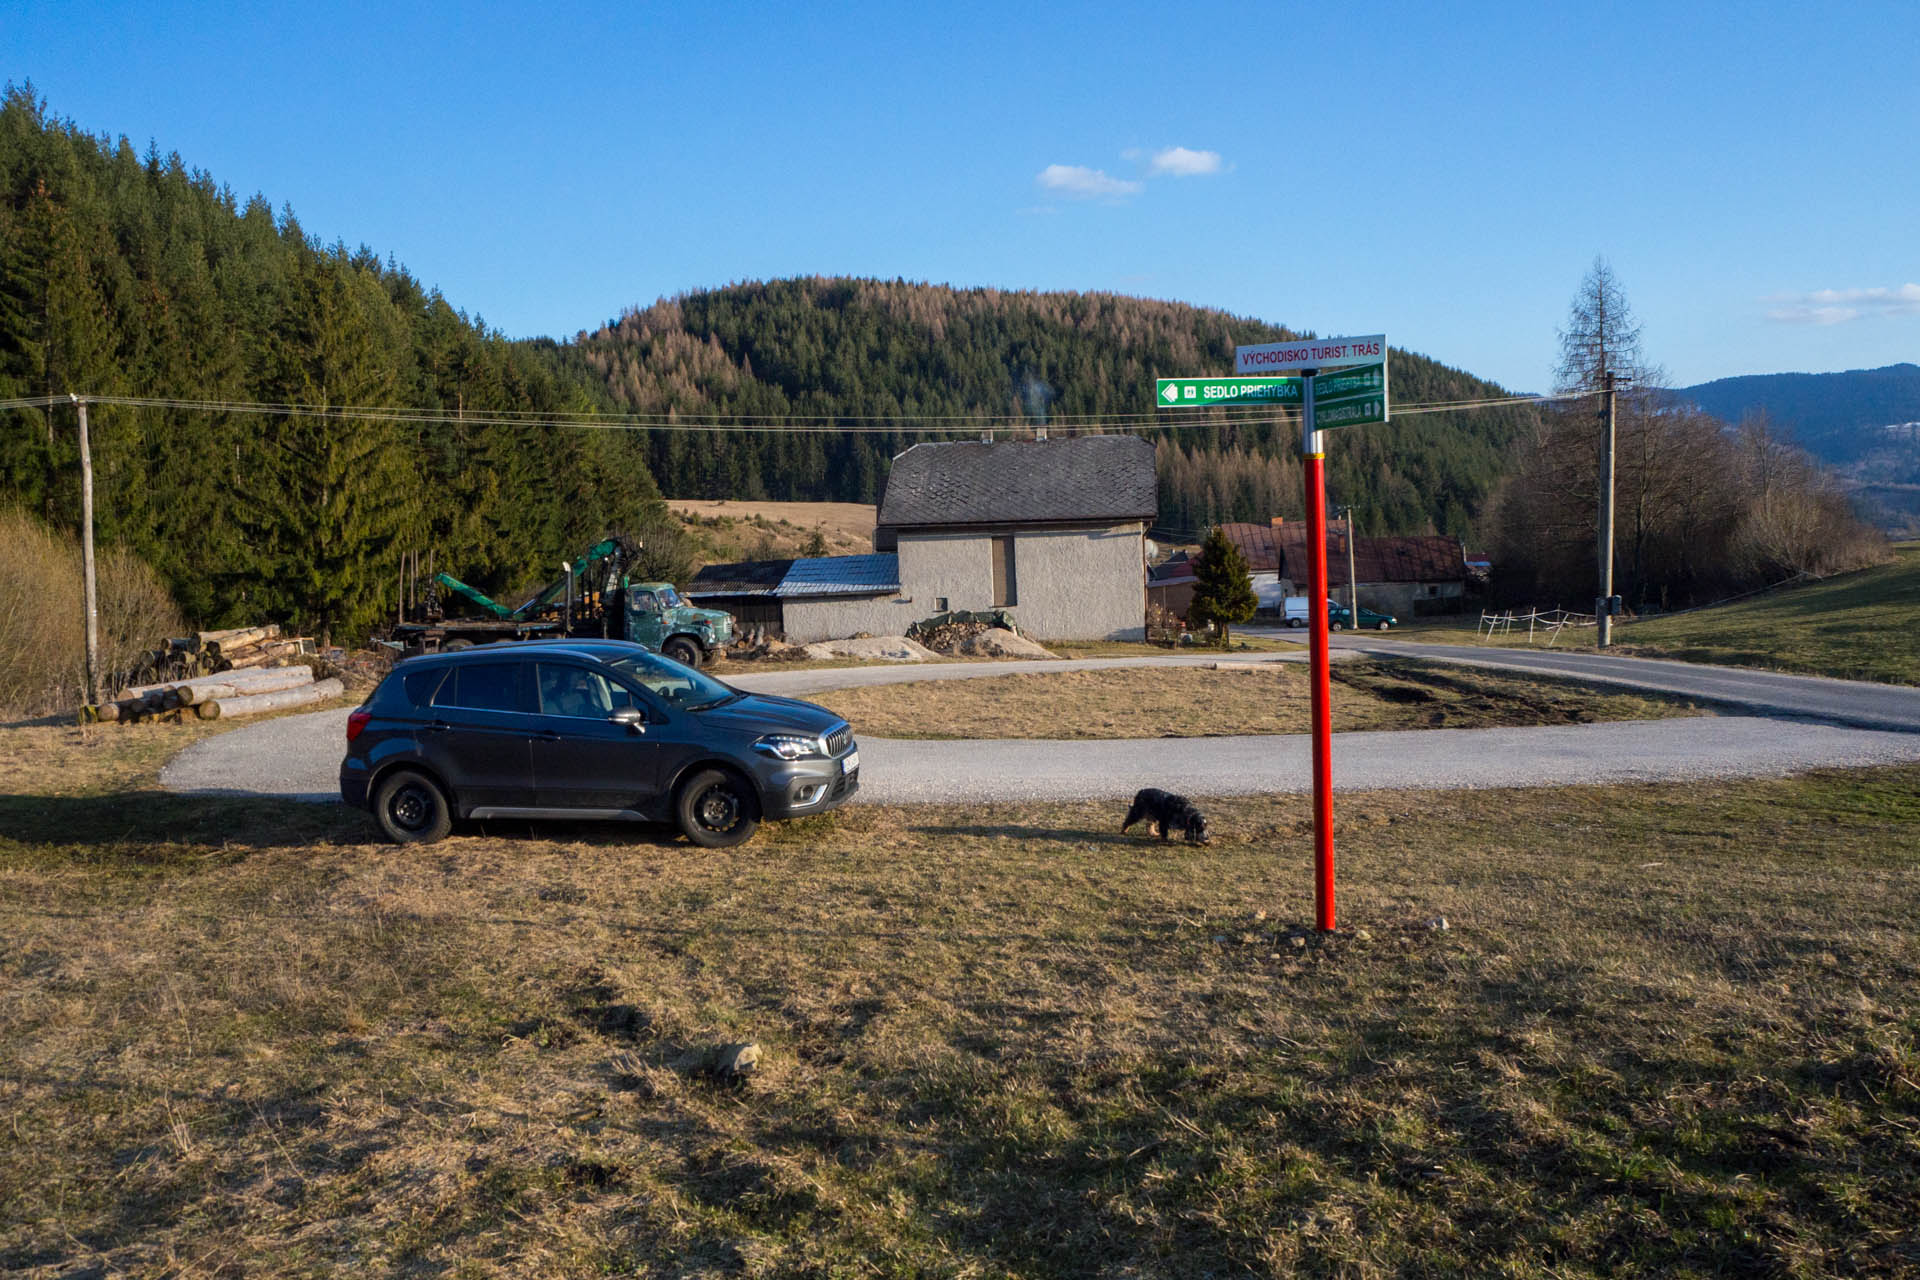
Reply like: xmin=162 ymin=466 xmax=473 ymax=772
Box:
xmin=1163 ymin=336 xmax=1389 ymax=935
xmin=1300 ymin=372 xmax=1337 ymax=932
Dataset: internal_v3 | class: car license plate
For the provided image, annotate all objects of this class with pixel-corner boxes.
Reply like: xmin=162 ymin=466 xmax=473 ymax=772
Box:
xmin=843 ymin=750 xmax=858 ymax=774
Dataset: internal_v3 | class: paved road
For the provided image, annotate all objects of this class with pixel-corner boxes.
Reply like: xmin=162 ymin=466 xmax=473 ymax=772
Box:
xmin=160 ymin=647 xmax=1920 ymax=806
xmin=1261 ymin=629 xmax=1920 ymax=733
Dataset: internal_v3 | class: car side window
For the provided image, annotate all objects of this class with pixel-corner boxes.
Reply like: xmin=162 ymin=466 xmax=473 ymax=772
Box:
xmin=431 ymin=662 xmax=523 ymax=713
xmin=632 ymin=590 xmax=658 ymax=613
xmin=534 ymin=663 xmax=635 ymax=719
xmin=401 ymin=668 xmax=447 ymax=707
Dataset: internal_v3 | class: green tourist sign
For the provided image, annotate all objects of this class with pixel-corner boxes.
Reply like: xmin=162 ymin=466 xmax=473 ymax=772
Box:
xmin=1155 ymin=376 xmax=1302 ymax=408
xmin=1310 ymin=363 xmax=1389 ymax=427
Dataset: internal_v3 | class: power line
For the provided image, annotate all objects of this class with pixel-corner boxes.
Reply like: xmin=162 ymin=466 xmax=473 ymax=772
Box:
xmin=4 ymin=388 xmax=1596 ymax=437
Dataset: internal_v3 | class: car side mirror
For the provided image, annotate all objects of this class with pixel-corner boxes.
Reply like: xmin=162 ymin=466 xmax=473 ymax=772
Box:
xmin=610 ymin=707 xmax=647 ymax=734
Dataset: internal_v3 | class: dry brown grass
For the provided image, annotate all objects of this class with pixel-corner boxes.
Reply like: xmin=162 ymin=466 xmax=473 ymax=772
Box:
xmin=808 ymin=658 xmax=1713 ymax=739
xmin=3 ymin=719 xmax=1918 ymax=1277
xmin=0 ymin=508 xmax=184 ymax=717
xmin=668 ymin=500 xmax=876 ymax=564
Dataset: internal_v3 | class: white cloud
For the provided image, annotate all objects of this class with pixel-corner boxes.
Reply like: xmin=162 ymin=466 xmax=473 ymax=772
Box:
xmin=1767 ymin=283 xmax=1920 ymax=325
xmin=1148 ymin=146 xmax=1224 ymax=177
xmin=1035 ymin=163 xmax=1144 ymax=200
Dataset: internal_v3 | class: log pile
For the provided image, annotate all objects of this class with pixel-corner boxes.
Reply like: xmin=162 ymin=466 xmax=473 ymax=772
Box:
xmin=84 ymin=625 xmax=346 ymax=724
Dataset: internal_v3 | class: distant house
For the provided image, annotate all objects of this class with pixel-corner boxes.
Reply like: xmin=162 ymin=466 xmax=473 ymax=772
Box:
xmin=690 ymin=434 xmax=1158 ymax=642
xmin=686 ymin=554 xmax=901 ymax=639
xmin=1269 ymin=524 xmax=1469 ymax=616
xmin=1146 ymin=553 xmax=1198 ymax=621
xmin=1213 ymin=521 xmax=1288 ymax=610
xmin=876 ymin=435 xmax=1157 ymax=640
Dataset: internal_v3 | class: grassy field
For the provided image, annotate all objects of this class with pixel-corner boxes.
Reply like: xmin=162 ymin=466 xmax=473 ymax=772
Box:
xmin=668 ymin=500 xmax=876 ymax=565
xmin=3 ymin=721 xmax=1917 ymax=1276
xmin=1400 ymin=547 xmax=1920 ymax=686
xmin=811 ymin=658 xmax=1713 ymax=739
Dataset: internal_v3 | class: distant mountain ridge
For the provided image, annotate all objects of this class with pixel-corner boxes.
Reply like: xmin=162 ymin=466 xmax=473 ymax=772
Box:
xmin=1677 ymin=363 xmax=1920 ymax=461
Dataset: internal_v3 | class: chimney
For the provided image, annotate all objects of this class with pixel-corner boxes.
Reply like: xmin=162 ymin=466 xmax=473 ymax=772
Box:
xmin=1270 ymin=516 xmax=1284 ymax=529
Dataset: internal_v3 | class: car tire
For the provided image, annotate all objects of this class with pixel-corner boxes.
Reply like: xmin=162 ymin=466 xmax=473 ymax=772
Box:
xmin=1330 ymin=621 xmax=1344 ymax=632
xmin=1377 ymin=620 xmax=1391 ymax=631
xmin=1288 ymin=618 xmax=1303 ymax=628
xmin=373 ymin=769 xmax=452 ymax=844
xmin=662 ymin=636 xmax=700 ymax=668
xmin=676 ymin=768 xmax=761 ymax=848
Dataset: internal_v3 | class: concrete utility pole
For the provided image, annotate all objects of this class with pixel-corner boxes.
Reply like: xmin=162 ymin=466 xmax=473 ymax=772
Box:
xmin=73 ymin=395 xmax=101 ymax=706
xmin=1595 ymin=370 xmax=1618 ymax=649
xmin=1339 ymin=505 xmax=1359 ymax=617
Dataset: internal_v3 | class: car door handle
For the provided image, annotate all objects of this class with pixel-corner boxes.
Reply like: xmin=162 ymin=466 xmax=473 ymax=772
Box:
xmin=423 ymin=720 xmax=451 ymax=734
xmin=535 ymin=729 xmax=562 ymax=742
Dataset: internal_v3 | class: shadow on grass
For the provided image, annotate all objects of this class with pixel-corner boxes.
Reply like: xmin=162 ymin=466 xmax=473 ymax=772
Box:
xmin=0 ymin=790 xmax=708 ymax=856
xmin=908 ymin=821 xmax=1175 ymax=847
xmin=0 ymin=789 xmax=359 ymax=853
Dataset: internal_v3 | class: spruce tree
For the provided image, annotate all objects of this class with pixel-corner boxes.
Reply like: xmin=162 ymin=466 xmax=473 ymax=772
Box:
xmin=1187 ymin=526 xmax=1257 ymax=647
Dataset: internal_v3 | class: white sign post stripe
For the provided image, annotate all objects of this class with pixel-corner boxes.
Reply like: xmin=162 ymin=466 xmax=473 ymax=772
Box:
xmin=1234 ymin=333 xmax=1386 ymax=374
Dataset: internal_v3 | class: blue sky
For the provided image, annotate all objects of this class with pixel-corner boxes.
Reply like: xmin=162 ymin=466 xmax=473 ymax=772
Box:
xmin=10 ymin=0 xmax=1917 ymax=391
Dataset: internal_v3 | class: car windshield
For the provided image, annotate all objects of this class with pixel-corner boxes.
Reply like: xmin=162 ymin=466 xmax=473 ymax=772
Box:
xmin=606 ymin=650 xmax=738 ymax=710
xmin=657 ymin=586 xmax=684 ymax=608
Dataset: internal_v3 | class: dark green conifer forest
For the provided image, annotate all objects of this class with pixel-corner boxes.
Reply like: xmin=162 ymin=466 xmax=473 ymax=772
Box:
xmin=0 ymin=86 xmax=670 ymax=638
xmin=2 ymin=84 xmax=1543 ymax=637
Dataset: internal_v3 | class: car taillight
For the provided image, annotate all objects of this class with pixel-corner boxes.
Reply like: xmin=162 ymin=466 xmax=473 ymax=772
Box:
xmin=346 ymin=708 xmax=372 ymax=743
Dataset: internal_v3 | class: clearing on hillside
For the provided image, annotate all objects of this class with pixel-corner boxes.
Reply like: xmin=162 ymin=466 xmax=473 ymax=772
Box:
xmin=668 ymin=499 xmax=876 ymax=564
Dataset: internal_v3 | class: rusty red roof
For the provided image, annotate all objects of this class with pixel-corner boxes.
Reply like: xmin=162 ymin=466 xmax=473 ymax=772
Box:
xmin=1267 ymin=525 xmax=1466 ymax=586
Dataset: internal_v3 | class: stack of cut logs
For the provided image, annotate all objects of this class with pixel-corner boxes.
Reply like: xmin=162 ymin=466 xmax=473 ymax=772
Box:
xmin=87 ymin=625 xmax=343 ymax=723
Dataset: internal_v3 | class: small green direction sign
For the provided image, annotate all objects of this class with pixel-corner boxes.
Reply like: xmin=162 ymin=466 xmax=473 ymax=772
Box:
xmin=1156 ymin=376 xmax=1302 ymax=408
xmin=1311 ymin=363 xmax=1389 ymax=428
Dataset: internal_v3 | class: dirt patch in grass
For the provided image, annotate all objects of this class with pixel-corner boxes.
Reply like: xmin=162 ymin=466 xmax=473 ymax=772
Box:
xmin=2 ymin=731 xmax=1917 ymax=1276
xmin=807 ymin=657 xmax=1715 ymax=739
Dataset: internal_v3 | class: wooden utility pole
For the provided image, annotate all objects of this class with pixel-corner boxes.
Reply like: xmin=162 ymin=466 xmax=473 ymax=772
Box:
xmin=1595 ymin=370 xmax=1618 ymax=649
xmin=74 ymin=395 xmax=101 ymax=706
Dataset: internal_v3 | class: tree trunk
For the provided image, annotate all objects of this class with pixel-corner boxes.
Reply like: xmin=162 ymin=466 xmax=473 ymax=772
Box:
xmin=199 ymin=678 xmax=343 ymax=720
xmin=119 ymin=665 xmax=313 ymax=701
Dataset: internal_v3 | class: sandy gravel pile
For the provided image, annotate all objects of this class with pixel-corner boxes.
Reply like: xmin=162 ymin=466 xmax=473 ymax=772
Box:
xmin=799 ymin=635 xmax=941 ymax=662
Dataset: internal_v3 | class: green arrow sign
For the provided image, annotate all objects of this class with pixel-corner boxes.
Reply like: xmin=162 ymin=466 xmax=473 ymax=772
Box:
xmin=1155 ymin=377 xmax=1302 ymax=408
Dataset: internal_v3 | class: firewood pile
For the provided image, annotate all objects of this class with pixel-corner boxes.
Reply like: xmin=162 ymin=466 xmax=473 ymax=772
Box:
xmin=83 ymin=625 xmax=346 ymax=724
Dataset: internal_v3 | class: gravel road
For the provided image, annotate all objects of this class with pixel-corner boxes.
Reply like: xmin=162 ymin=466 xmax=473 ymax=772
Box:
xmin=160 ymin=649 xmax=1920 ymax=806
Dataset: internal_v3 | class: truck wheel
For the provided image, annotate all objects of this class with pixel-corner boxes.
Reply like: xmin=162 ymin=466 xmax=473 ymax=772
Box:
xmin=373 ymin=769 xmax=452 ymax=844
xmin=663 ymin=636 xmax=700 ymax=668
xmin=676 ymin=768 xmax=760 ymax=848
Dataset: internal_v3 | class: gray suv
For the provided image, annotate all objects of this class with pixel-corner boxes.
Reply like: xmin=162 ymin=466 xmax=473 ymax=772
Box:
xmin=340 ymin=640 xmax=858 ymax=847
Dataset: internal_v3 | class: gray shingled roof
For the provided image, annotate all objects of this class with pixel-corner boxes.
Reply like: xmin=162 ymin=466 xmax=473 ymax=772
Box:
xmin=877 ymin=435 xmax=1157 ymax=528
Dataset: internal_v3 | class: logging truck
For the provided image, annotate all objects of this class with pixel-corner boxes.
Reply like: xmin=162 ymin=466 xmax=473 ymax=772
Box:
xmin=386 ymin=536 xmax=735 ymax=668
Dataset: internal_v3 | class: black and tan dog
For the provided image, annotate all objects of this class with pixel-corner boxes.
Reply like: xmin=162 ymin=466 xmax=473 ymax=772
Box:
xmin=1121 ymin=788 xmax=1210 ymax=844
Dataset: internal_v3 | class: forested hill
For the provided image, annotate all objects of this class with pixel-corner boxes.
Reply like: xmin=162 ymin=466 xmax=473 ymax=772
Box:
xmin=0 ymin=86 xmax=678 ymax=636
xmin=575 ymin=280 xmax=1542 ymax=541
xmin=1678 ymin=364 xmax=1920 ymax=462
xmin=2 ymin=82 xmax=1538 ymax=646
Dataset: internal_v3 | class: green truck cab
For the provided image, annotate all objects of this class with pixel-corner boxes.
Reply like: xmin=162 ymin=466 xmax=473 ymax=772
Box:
xmin=387 ymin=538 xmax=734 ymax=667
xmin=621 ymin=583 xmax=733 ymax=667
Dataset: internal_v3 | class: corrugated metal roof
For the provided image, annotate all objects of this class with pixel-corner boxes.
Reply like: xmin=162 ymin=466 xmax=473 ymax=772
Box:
xmin=1269 ymin=526 xmax=1466 ymax=586
xmin=772 ymin=554 xmax=901 ymax=597
xmin=877 ymin=435 xmax=1157 ymax=528
xmin=1217 ymin=522 xmax=1283 ymax=572
xmin=686 ymin=558 xmax=794 ymax=598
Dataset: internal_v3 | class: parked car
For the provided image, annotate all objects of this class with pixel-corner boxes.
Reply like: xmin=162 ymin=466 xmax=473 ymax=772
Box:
xmin=1281 ymin=596 xmax=1398 ymax=631
xmin=1330 ymin=602 xmax=1399 ymax=631
xmin=340 ymin=639 xmax=858 ymax=848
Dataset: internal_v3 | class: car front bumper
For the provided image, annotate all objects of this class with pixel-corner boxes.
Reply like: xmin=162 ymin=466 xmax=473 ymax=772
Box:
xmin=759 ymin=749 xmax=860 ymax=818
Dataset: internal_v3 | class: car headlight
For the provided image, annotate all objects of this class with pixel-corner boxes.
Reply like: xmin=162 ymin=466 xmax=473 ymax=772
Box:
xmin=754 ymin=733 xmax=827 ymax=760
